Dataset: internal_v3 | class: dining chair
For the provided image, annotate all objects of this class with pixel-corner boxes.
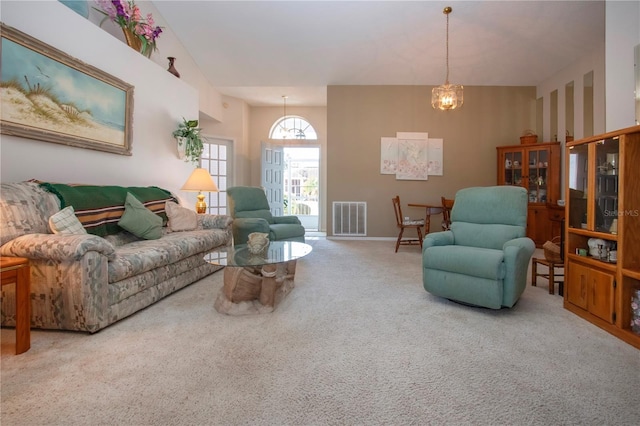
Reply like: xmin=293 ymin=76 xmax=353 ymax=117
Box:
xmin=441 ymin=196 xmax=455 ymax=230
xmin=392 ymin=195 xmax=424 ymax=252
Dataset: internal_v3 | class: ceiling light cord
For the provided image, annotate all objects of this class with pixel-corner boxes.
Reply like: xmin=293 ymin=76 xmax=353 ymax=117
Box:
xmin=445 ymin=9 xmax=450 ymax=85
xmin=283 ymin=95 xmax=287 ymax=119
xmin=431 ymin=5 xmax=463 ymax=111
xmin=282 ymin=95 xmax=289 ymax=139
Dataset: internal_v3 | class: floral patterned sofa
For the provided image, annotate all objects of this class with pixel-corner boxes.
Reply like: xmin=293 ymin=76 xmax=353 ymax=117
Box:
xmin=0 ymin=181 xmax=232 ymax=333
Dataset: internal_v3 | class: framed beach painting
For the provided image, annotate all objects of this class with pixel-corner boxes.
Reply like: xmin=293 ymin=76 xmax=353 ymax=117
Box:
xmin=0 ymin=23 xmax=133 ymax=155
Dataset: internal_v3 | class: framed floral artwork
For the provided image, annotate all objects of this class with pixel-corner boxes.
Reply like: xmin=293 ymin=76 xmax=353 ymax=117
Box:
xmin=0 ymin=23 xmax=134 ymax=155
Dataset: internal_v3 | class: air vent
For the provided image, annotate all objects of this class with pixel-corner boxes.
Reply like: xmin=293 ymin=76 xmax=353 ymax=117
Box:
xmin=332 ymin=202 xmax=366 ymax=236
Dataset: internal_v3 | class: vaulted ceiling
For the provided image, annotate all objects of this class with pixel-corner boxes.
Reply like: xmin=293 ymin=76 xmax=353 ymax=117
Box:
xmin=153 ymin=1 xmax=605 ymax=106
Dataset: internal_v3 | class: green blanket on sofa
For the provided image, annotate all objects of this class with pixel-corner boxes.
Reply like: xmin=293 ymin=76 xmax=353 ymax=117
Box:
xmin=40 ymin=183 xmax=176 ymax=237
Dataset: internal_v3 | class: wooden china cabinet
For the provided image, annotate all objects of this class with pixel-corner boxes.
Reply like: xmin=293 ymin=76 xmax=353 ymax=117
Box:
xmin=496 ymin=142 xmax=561 ymax=247
xmin=564 ymin=125 xmax=640 ymax=350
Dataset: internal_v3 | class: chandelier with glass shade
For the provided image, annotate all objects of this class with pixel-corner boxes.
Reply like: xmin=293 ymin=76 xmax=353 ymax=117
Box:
xmin=431 ymin=6 xmax=463 ymax=111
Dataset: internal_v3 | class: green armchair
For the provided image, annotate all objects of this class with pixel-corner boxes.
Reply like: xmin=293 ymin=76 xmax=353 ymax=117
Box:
xmin=227 ymin=186 xmax=305 ymax=244
xmin=422 ymin=186 xmax=535 ymax=309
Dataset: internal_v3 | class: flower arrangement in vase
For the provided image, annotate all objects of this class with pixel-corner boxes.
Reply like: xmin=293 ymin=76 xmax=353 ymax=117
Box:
xmin=94 ymin=0 xmax=163 ymax=58
xmin=247 ymin=232 xmax=270 ymax=254
xmin=172 ymin=118 xmax=204 ymax=164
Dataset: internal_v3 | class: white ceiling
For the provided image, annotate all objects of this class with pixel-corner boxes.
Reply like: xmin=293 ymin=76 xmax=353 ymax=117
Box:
xmin=153 ymin=1 xmax=605 ymax=107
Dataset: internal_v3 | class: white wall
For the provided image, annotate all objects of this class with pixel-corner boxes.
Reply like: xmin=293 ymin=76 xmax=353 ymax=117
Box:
xmin=0 ymin=1 xmax=203 ymax=204
xmin=537 ymin=44 xmax=606 ymax=143
xmin=535 ymin=1 xmax=640 ymax=139
xmin=536 ymin=45 xmax=606 ymax=193
xmin=536 ymin=1 xmax=640 ymax=192
xmin=81 ymin=0 xmax=224 ymax=122
xmin=605 ymin=0 xmax=640 ymax=131
xmin=136 ymin=1 xmax=224 ymax=122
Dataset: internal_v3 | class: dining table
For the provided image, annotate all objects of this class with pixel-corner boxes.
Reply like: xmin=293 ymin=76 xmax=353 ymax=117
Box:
xmin=407 ymin=203 xmax=444 ymax=236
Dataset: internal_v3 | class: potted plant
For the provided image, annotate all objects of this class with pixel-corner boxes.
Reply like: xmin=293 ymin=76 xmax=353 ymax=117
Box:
xmin=172 ymin=118 xmax=203 ymax=164
xmin=94 ymin=0 xmax=163 ymax=58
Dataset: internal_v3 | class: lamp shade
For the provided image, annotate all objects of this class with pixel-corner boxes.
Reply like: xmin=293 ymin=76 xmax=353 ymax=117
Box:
xmin=181 ymin=168 xmax=218 ymax=192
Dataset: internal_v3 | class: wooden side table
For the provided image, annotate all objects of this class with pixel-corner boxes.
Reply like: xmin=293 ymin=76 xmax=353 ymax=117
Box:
xmin=1 ymin=257 xmax=31 ymax=354
xmin=546 ymin=203 xmax=566 ymax=241
xmin=531 ymin=257 xmax=564 ymax=296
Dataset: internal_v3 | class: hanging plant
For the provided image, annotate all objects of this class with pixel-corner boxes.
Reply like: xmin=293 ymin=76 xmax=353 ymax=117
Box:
xmin=172 ymin=118 xmax=203 ymax=164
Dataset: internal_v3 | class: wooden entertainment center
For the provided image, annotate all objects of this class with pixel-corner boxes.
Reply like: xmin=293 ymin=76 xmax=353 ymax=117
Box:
xmin=563 ymin=125 xmax=640 ymax=350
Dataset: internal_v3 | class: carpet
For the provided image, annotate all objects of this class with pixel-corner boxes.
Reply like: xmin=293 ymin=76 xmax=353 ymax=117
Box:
xmin=1 ymin=239 xmax=638 ymax=425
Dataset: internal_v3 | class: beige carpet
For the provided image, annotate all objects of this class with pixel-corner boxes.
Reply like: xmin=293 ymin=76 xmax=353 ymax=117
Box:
xmin=1 ymin=239 xmax=639 ymax=425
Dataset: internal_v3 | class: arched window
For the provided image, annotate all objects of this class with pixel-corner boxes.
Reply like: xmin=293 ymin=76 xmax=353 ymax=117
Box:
xmin=269 ymin=116 xmax=317 ymax=140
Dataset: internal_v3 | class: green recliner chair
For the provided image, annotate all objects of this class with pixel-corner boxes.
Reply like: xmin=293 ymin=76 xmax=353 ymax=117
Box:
xmin=422 ymin=186 xmax=535 ymax=309
xmin=227 ymin=186 xmax=305 ymax=244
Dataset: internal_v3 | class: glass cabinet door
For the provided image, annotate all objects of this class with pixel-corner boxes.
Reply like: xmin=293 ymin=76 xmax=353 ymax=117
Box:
xmin=595 ymin=137 xmax=619 ymax=234
xmin=568 ymin=144 xmax=589 ymax=229
xmin=527 ymin=148 xmax=550 ymax=203
xmin=503 ymin=151 xmax=523 ymax=186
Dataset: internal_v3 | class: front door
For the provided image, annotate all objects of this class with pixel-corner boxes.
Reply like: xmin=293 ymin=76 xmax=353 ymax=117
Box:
xmin=201 ymin=135 xmax=233 ymax=215
xmin=261 ymin=141 xmax=284 ymax=216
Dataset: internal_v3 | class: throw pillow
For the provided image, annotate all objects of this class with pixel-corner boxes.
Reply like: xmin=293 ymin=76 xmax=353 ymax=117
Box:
xmin=49 ymin=206 xmax=88 ymax=235
xmin=118 ymin=193 xmax=163 ymax=240
xmin=165 ymin=201 xmax=198 ymax=232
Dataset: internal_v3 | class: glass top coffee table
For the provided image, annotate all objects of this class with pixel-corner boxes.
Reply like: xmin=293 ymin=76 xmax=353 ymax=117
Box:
xmin=210 ymin=241 xmax=312 ymax=315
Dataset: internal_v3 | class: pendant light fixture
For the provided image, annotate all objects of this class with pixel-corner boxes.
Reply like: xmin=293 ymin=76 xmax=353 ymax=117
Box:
xmin=431 ymin=6 xmax=464 ymax=111
xmin=281 ymin=95 xmax=290 ymax=139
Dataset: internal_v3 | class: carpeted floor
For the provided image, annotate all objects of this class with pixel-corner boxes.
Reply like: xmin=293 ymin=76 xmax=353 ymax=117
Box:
xmin=1 ymin=239 xmax=639 ymax=425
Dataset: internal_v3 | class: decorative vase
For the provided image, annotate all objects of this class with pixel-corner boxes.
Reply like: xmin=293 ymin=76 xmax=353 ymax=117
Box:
xmin=176 ymin=136 xmax=186 ymax=160
xmin=122 ymin=28 xmax=141 ymax=51
xmin=122 ymin=28 xmax=151 ymax=58
xmin=167 ymin=57 xmax=180 ymax=78
xmin=247 ymin=232 xmax=270 ymax=254
xmin=609 ymin=218 xmax=618 ymax=234
xmin=632 ymin=290 xmax=640 ymax=333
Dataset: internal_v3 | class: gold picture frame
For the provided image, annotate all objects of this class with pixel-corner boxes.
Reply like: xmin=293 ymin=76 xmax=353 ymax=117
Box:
xmin=0 ymin=23 xmax=134 ymax=155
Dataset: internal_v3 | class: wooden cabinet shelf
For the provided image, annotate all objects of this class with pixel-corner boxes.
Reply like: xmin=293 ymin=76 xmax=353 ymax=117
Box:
xmin=566 ymin=253 xmax=618 ymax=272
xmin=622 ymin=268 xmax=640 ymax=280
xmin=497 ymin=142 xmax=561 ymax=247
xmin=564 ymin=125 xmax=640 ymax=350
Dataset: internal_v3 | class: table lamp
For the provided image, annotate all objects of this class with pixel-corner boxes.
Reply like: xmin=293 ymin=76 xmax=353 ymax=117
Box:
xmin=181 ymin=168 xmax=218 ymax=213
